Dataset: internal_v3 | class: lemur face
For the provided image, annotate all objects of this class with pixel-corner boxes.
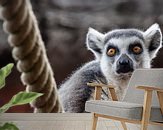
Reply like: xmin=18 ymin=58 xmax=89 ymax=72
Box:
xmin=103 ymin=31 xmax=147 ymax=75
xmin=86 ymin=24 xmax=162 ymax=78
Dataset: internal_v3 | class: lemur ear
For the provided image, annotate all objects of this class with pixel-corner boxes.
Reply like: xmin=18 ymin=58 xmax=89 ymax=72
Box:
xmin=144 ymin=23 xmax=162 ymax=59
xmin=86 ymin=28 xmax=105 ymax=60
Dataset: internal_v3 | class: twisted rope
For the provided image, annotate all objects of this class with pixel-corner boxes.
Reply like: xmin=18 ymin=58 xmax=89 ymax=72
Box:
xmin=0 ymin=0 xmax=62 ymax=112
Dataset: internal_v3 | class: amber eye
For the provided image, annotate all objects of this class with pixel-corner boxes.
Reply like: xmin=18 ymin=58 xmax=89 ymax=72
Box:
xmin=132 ymin=46 xmax=142 ymax=54
xmin=107 ymin=48 xmax=116 ymax=57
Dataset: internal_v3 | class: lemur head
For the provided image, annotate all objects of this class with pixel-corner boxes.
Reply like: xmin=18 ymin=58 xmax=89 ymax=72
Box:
xmin=86 ymin=24 xmax=162 ymax=80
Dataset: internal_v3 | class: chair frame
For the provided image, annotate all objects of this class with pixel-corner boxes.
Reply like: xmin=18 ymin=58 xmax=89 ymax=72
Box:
xmin=87 ymin=82 xmax=163 ymax=130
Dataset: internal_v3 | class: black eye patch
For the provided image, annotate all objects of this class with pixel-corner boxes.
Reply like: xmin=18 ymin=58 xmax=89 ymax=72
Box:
xmin=128 ymin=43 xmax=143 ymax=55
xmin=106 ymin=44 xmax=119 ymax=56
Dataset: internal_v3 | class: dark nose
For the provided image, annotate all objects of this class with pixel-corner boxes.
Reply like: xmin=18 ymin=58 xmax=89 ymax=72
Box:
xmin=116 ymin=54 xmax=134 ymax=74
xmin=119 ymin=58 xmax=130 ymax=66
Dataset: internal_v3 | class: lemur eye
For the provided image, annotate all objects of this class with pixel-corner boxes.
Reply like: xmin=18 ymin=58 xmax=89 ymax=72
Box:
xmin=132 ymin=46 xmax=142 ymax=54
xmin=107 ymin=48 xmax=116 ymax=57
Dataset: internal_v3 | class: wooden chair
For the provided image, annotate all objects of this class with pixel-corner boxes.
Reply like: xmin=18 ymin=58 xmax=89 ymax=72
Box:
xmin=85 ymin=69 xmax=163 ymax=130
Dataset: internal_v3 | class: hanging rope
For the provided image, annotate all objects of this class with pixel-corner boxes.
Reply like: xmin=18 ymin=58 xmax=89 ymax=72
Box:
xmin=0 ymin=0 xmax=62 ymax=112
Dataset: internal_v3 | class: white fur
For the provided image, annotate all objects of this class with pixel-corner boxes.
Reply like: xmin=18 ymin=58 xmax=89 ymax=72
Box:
xmin=144 ymin=23 xmax=160 ymax=39
xmin=86 ymin=28 xmax=105 ymax=60
xmin=143 ymin=23 xmax=162 ymax=59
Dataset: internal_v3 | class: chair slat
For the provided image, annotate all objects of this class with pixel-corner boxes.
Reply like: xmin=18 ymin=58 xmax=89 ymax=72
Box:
xmin=157 ymin=92 xmax=163 ymax=115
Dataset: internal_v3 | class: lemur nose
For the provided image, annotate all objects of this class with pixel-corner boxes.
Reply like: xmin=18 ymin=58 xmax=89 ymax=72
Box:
xmin=119 ymin=59 xmax=130 ymax=65
xmin=116 ymin=54 xmax=134 ymax=74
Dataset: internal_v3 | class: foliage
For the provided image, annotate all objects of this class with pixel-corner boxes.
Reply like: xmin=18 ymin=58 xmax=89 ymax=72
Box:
xmin=0 ymin=91 xmax=43 ymax=113
xmin=0 ymin=123 xmax=19 ymax=130
xmin=0 ymin=64 xmax=43 ymax=130
xmin=0 ymin=64 xmax=13 ymax=89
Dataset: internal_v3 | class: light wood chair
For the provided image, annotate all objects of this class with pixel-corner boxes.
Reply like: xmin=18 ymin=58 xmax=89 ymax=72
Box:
xmin=85 ymin=69 xmax=163 ymax=130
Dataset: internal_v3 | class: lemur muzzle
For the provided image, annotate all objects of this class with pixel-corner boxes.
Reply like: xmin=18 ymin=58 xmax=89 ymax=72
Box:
xmin=116 ymin=54 xmax=134 ymax=74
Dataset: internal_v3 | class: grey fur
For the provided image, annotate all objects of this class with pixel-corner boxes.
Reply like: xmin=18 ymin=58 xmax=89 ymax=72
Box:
xmin=104 ymin=29 xmax=145 ymax=43
xmin=59 ymin=23 xmax=162 ymax=113
xmin=59 ymin=61 xmax=107 ymax=112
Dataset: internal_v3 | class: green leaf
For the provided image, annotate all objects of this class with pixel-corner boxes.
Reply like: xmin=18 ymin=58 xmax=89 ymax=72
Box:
xmin=0 ymin=91 xmax=43 ymax=113
xmin=0 ymin=63 xmax=14 ymax=89
xmin=10 ymin=91 xmax=43 ymax=105
xmin=0 ymin=123 xmax=19 ymax=130
xmin=0 ymin=102 xmax=12 ymax=113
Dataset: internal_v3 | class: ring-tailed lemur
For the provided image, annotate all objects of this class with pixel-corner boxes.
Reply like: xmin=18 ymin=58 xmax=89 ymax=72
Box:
xmin=59 ymin=23 xmax=162 ymax=112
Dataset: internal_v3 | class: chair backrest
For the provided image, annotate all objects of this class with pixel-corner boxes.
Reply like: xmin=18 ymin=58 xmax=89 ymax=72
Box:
xmin=123 ymin=68 xmax=163 ymax=107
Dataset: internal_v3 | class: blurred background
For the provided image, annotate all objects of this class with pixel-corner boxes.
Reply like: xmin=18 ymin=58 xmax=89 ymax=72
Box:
xmin=0 ymin=0 xmax=163 ymax=112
